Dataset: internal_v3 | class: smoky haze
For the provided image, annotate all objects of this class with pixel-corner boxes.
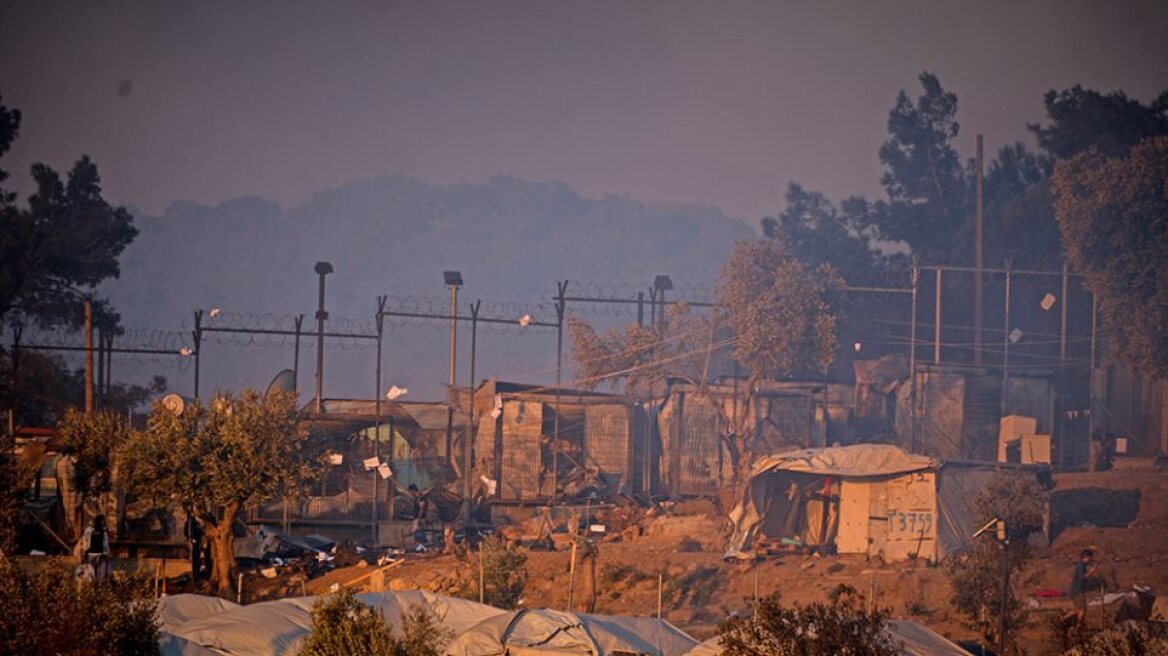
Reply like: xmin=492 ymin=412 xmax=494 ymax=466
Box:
xmin=2 ymin=1 xmax=1166 ymax=220
xmin=1 ymin=1 xmax=1166 ymax=399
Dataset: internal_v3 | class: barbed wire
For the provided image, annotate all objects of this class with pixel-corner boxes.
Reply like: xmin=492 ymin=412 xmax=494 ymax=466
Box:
xmin=379 ymin=295 xmax=558 ymax=335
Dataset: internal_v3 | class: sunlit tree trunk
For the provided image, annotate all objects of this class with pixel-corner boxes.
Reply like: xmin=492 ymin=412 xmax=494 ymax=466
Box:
xmin=205 ymin=501 xmax=239 ymax=597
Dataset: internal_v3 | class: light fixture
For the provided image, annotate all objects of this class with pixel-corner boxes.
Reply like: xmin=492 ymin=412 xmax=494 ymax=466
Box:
xmin=209 ymin=308 xmax=221 ymax=318
xmin=386 ymin=386 xmax=408 ymax=400
xmin=518 ymin=314 xmax=532 ymax=327
xmin=179 ymin=347 xmax=193 ymax=356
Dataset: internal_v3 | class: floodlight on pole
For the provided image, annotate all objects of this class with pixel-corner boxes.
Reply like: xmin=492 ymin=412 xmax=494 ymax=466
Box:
xmin=313 ymin=261 xmax=333 ymax=414
xmin=653 ymin=275 xmax=673 ymax=327
xmin=444 ymin=271 xmax=463 ymax=474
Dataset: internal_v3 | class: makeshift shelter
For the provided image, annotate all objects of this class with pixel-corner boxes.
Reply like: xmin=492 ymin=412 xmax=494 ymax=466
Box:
xmin=656 ymin=380 xmax=825 ymax=497
xmin=683 ymin=619 xmax=967 ymax=656
xmin=159 ymin=590 xmax=505 ymax=656
xmin=471 ymin=380 xmax=643 ymax=503
xmin=724 ymin=444 xmax=1048 ymax=562
xmin=445 ymin=608 xmax=698 ymax=656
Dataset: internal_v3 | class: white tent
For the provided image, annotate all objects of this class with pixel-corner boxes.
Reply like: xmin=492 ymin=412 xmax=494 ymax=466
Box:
xmin=158 ymin=593 xmax=240 ymax=629
xmin=684 ymin=620 xmax=968 ymax=656
xmin=444 ymin=608 xmax=698 ymax=656
xmin=724 ymin=444 xmax=1046 ymax=562
xmin=159 ymin=590 xmax=506 ymax=656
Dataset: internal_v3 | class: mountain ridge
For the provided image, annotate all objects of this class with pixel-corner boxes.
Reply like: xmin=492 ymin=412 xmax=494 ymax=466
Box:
xmin=101 ymin=175 xmax=758 ymax=398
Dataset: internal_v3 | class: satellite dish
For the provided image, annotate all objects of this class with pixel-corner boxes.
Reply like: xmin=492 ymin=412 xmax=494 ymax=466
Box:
xmin=162 ymin=393 xmax=190 ymax=415
xmin=265 ymin=369 xmax=296 ymax=396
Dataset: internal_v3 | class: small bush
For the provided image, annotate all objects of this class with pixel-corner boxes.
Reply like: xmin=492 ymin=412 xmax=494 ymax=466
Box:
xmin=459 ymin=536 xmax=527 ymax=609
xmin=599 ymin=563 xmax=650 ymax=588
xmin=1061 ymin=622 xmax=1168 ymax=656
xmin=945 ymin=471 xmax=1047 ymax=650
xmin=298 ymin=589 xmax=447 ymax=656
xmin=663 ymin=566 xmax=721 ymax=608
xmin=0 ymin=556 xmax=160 ymax=656
xmin=718 ymin=585 xmax=899 ymax=656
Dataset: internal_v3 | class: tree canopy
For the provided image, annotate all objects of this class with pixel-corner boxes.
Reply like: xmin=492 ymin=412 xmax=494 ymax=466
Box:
xmin=865 ymin=72 xmax=969 ymax=259
xmin=119 ymin=389 xmax=327 ymax=594
xmin=0 ymin=93 xmax=136 ymax=329
xmin=770 ymin=76 xmax=1167 ymax=273
xmin=58 ymin=407 xmax=131 ymax=504
xmin=719 ymin=238 xmax=841 ymax=381
xmin=1031 ymin=86 xmax=1168 ymax=160
xmin=1052 ymin=136 xmax=1168 ymax=378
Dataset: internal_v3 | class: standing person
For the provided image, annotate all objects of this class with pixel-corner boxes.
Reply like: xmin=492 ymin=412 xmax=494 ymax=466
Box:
xmin=183 ymin=510 xmax=206 ymax=582
xmin=407 ymin=484 xmax=430 ymax=548
xmin=1088 ymin=430 xmax=1103 ymax=472
xmin=1101 ymin=432 xmax=1118 ymax=471
xmin=82 ymin=515 xmax=111 ymax=583
xmin=1063 ymin=548 xmax=1103 ymax=624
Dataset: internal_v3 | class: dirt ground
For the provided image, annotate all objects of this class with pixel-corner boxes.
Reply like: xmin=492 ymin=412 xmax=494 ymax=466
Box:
xmin=270 ymin=458 xmax=1168 ymax=654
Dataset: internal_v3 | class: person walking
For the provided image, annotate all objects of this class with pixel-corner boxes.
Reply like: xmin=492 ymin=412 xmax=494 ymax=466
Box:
xmin=82 ymin=515 xmax=111 ymax=583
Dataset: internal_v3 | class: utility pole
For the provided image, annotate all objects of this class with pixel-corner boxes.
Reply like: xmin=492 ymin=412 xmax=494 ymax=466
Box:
xmin=192 ymin=310 xmax=203 ymax=399
xmin=444 ymin=271 xmax=463 ymax=470
xmin=934 ymin=268 xmax=942 ymax=365
xmin=373 ymin=295 xmax=387 ymax=545
xmin=465 ymin=300 xmax=481 ymax=524
xmin=1059 ymin=260 xmax=1069 ymax=469
xmin=974 ymin=134 xmax=984 ymax=365
xmin=314 ymin=262 xmax=334 ymax=414
xmin=1001 ymin=261 xmax=1013 ymax=415
xmin=909 ymin=260 xmax=919 ymax=452
xmin=84 ymin=297 xmax=93 ymax=414
xmin=552 ymin=281 xmax=568 ymax=498
xmin=292 ymin=314 xmax=303 ymax=393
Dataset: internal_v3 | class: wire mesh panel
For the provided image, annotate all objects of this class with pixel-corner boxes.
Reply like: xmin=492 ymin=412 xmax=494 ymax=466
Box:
xmin=912 ymin=372 xmax=966 ymax=459
xmin=584 ymin=404 xmax=634 ymax=490
xmin=500 ymin=401 xmax=543 ymax=501
xmin=475 ymin=413 xmax=501 ymax=488
xmin=756 ymin=395 xmax=817 ymax=452
xmin=962 ymin=374 xmax=1002 ymax=461
xmin=675 ymin=395 xmax=724 ymax=496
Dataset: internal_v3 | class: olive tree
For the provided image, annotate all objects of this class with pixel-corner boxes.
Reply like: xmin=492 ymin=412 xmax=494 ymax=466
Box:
xmin=119 ymin=389 xmax=326 ymax=595
xmin=57 ymin=407 xmax=131 ymax=527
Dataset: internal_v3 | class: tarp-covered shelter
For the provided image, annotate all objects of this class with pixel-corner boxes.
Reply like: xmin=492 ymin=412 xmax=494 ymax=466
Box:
xmin=724 ymin=444 xmax=1048 ymax=562
xmin=444 ymin=608 xmax=698 ymax=656
xmin=159 ymin=590 xmax=505 ymax=656
xmin=683 ymin=619 xmax=967 ymax=656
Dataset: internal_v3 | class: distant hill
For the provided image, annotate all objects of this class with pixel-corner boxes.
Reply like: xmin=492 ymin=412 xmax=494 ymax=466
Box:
xmin=101 ymin=176 xmax=756 ymax=399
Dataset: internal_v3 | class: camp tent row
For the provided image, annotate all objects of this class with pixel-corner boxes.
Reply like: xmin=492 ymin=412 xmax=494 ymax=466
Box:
xmin=157 ymin=590 xmax=967 ymax=656
xmin=724 ymin=444 xmax=1049 ymax=562
xmin=157 ymin=591 xmax=697 ymax=656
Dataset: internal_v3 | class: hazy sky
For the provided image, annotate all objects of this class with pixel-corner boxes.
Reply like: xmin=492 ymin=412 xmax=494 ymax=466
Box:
xmin=2 ymin=1 xmax=1166 ymax=223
